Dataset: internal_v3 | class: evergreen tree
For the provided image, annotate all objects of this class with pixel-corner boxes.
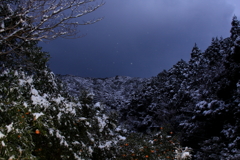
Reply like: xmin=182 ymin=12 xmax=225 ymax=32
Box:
xmin=230 ymin=15 xmax=240 ymax=41
xmin=190 ymin=43 xmax=201 ymax=60
xmin=120 ymin=15 xmax=240 ymax=160
xmin=180 ymin=17 xmax=240 ymax=159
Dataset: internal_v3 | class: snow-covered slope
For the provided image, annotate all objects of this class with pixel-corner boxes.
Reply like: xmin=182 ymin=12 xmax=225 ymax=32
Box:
xmin=58 ymin=75 xmax=148 ymax=110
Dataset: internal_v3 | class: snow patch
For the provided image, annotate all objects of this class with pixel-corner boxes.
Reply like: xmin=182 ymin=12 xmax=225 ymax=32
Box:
xmin=53 ymin=96 xmax=64 ymax=104
xmin=31 ymin=92 xmax=50 ymax=107
xmin=57 ymin=112 xmax=62 ymax=120
xmin=6 ymin=123 xmax=13 ymax=133
xmin=1 ymin=141 xmax=5 ymax=147
xmin=33 ymin=113 xmax=44 ymax=120
xmin=97 ymin=114 xmax=108 ymax=132
xmin=79 ymin=117 xmax=87 ymax=121
xmin=0 ymin=132 xmax=5 ymax=138
xmin=118 ymin=135 xmax=126 ymax=141
xmin=94 ymin=102 xmax=101 ymax=108
xmin=98 ymin=141 xmax=112 ymax=149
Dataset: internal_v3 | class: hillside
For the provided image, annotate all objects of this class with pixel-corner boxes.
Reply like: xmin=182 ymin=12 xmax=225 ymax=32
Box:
xmin=59 ymin=16 xmax=240 ymax=160
xmin=58 ymin=75 xmax=147 ymax=111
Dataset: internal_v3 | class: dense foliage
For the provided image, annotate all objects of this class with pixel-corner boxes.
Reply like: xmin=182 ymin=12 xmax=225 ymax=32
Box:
xmin=0 ymin=41 xmax=188 ymax=160
xmin=121 ymin=16 xmax=240 ymax=159
xmin=0 ymin=41 xmax=126 ymax=159
xmin=3 ymin=1 xmax=240 ymax=160
xmin=0 ymin=1 xmax=189 ymax=159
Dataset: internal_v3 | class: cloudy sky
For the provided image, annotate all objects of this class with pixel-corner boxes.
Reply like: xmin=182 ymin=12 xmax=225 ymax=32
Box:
xmin=40 ymin=0 xmax=240 ymax=78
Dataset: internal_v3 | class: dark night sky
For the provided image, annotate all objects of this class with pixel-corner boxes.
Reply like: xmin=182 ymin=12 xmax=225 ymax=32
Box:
xmin=40 ymin=0 xmax=240 ymax=78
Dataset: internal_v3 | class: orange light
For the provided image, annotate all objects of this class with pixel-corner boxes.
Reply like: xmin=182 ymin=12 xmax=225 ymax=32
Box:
xmin=35 ymin=129 xmax=40 ymax=134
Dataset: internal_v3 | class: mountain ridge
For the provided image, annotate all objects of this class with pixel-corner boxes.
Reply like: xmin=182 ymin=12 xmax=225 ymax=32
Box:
xmin=58 ymin=74 xmax=148 ymax=111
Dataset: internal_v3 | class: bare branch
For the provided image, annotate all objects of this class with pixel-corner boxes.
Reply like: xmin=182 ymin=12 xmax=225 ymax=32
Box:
xmin=0 ymin=0 xmax=105 ymax=55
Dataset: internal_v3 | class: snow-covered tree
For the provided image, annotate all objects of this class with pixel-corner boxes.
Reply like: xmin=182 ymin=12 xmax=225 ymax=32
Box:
xmin=230 ymin=15 xmax=240 ymax=41
xmin=118 ymin=15 xmax=240 ymax=159
xmin=0 ymin=0 xmax=104 ymax=55
xmin=0 ymin=39 xmax=125 ymax=159
xmin=190 ymin=43 xmax=201 ymax=60
xmin=179 ymin=17 xmax=240 ymax=159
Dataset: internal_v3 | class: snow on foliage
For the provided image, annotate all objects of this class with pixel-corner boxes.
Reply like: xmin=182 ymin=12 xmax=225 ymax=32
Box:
xmin=175 ymin=147 xmax=192 ymax=160
xmin=0 ymin=132 xmax=5 ymax=139
xmin=78 ymin=16 xmax=240 ymax=160
xmin=32 ymin=113 xmax=44 ymax=120
xmin=2 ymin=1 xmax=240 ymax=159
xmin=0 ymin=64 xmax=125 ymax=159
xmin=6 ymin=123 xmax=13 ymax=133
xmin=97 ymin=114 xmax=108 ymax=132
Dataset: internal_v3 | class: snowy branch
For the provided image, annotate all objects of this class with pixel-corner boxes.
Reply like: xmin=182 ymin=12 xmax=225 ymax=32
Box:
xmin=0 ymin=0 xmax=105 ymax=55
